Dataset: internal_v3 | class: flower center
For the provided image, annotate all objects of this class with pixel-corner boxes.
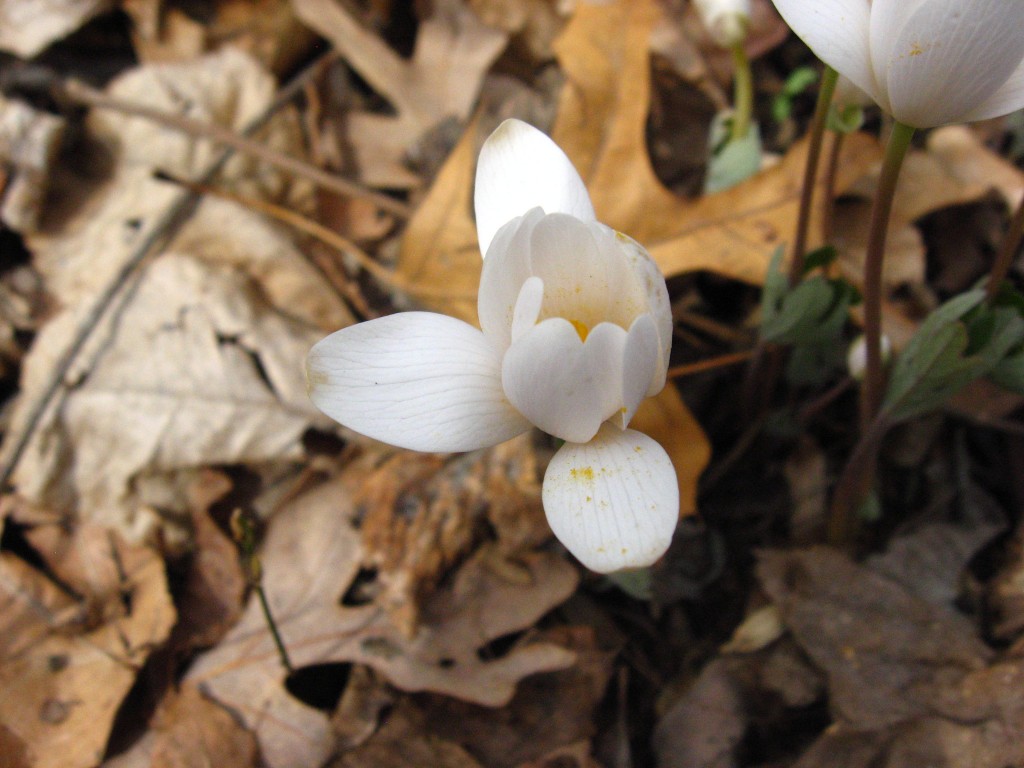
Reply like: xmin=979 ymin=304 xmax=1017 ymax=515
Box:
xmin=569 ymin=318 xmax=590 ymax=341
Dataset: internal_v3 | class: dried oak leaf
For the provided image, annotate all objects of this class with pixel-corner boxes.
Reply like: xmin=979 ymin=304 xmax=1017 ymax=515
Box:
xmin=0 ymin=525 xmax=175 ymax=768
xmin=292 ymin=0 xmax=507 ymax=188
xmin=9 ymin=254 xmax=326 ymax=535
xmin=186 ymin=472 xmax=578 ymax=768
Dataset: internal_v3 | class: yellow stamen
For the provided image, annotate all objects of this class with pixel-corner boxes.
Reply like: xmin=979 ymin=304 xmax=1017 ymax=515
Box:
xmin=569 ymin=318 xmax=590 ymax=341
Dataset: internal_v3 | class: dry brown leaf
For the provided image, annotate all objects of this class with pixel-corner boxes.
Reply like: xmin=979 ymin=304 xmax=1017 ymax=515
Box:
xmin=186 ymin=472 xmax=578 ymax=768
xmin=757 ymin=547 xmax=990 ymax=730
xmin=421 ymin=626 xmax=615 ymax=768
xmin=357 ymin=433 xmax=550 ymax=636
xmin=0 ymin=0 xmax=111 ymax=58
xmin=927 ymin=125 xmax=1024 ymax=209
xmin=0 ymin=527 xmax=175 ymax=768
xmin=151 ymin=685 xmax=259 ymax=768
xmin=292 ymin=0 xmax=507 ymax=188
xmin=9 ymin=254 xmax=327 ymax=535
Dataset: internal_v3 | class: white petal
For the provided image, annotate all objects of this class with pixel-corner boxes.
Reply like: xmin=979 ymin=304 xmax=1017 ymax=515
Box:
xmin=620 ymin=315 xmax=662 ymax=428
xmin=502 ymin=318 xmax=626 ymax=443
xmin=307 ymin=312 xmax=531 ymax=452
xmin=961 ymin=54 xmax=1024 ymax=123
xmin=478 ymin=208 xmax=544 ymax=352
xmin=599 ymin=227 xmax=673 ymax=391
xmin=543 ymin=424 xmax=679 ymax=573
xmin=474 ymin=119 xmax=596 ymax=257
xmin=770 ymin=0 xmax=877 ymax=102
xmin=510 ymin=276 xmax=544 ymax=343
xmin=880 ymin=0 xmax=1024 ymax=127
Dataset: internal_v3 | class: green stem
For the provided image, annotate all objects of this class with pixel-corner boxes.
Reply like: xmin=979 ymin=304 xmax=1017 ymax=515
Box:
xmin=788 ymin=66 xmax=839 ymax=284
xmin=861 ymin=121 xmax=915 ymax=428
xmin=729 ymin=42 xmax=754 ymax=142
xmin=256 ymin=582 xmax=294 ymax=674
xmin=986 ymin=191 xmax=1024 ymax=302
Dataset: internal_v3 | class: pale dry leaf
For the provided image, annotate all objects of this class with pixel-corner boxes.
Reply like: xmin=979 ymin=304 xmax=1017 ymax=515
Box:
xmin=927 ymin=125 xmax=1024 ymax=210
xmin=9 ymin=254 xmax=326 ymax=535
xmin=30 ymin=47 xmax=347 ymax=329
xmin=0 ymin=95 xmax=65 ymax=233
xmin=187 ymin=472 xmax=578 ymax=768
xmin=0 ymin=0 xmax=111 ymax=58
xmin=0 ymin=528 xmax=175 ymax=768
xmin=292 ymin=0 xmax=507 ymax=188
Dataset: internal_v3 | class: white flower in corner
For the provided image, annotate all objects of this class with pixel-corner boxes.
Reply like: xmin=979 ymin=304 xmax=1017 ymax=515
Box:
xmin=307 ymin=119 xmax=678 ymax=573
xmin=770 ymin=0 xmax=1024 ymax=128
xmin=695 ymin=0 xmax=752 ymax=48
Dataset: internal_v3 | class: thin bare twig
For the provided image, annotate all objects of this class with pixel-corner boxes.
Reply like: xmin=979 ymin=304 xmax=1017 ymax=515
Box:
xmin=58 ymin=77 xmax=412 ymax=220
xmin=0 ymin=53 xmax=336 ymax=494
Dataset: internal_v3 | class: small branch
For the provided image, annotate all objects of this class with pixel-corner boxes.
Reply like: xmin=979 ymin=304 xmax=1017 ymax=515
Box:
xmin=788 ymin=66 xmax=838 ymax=284
xmin=58 ymin=78 xmax=412 ymax=220
xmin=986 ymin=191 xmax=1024 ymax=301
xmin=667 ymin=350 xmax=753 ymax=379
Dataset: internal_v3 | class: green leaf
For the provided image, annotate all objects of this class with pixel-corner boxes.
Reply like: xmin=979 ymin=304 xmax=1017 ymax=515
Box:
xmin=827 ymin=103 xmax=865 ymax=134
xmin=772 ymin=66 xmax=819 ymax=122
xmin=801 ymin=245 xmax=838 ymax=274
xmin=704 ymin=112 xmax=762 ymax=193
xmin=883 ymin=290 xmax=1024 ymax=421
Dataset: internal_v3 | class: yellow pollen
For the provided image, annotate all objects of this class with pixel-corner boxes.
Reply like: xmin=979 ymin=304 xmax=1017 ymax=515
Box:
xmin=569 ymin=318 xmax=590 ymax=341
xmin=570 ymin=466 xmax=595 ymax=481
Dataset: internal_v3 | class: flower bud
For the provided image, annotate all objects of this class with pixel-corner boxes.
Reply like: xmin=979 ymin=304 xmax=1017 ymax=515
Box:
xmin=694 ymin=0 xmax=751 ymax=48
xmin=847 ymin=333 xmax=892 ymax=381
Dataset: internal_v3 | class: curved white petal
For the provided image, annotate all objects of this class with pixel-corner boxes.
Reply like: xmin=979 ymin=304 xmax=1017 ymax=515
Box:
xmin=770 ymin=0 xmax=877 ymax=101
xmin=961 ymin=54 xmax=1024 ymax=123
xmin=510 ymin=276 xmax=544 ymax=343
xmin=502 ymin=318 xmax=626 ymax=443
xmin=478 ymin=208 xmax=543 ymax=352
xmin=307 ymin=312 xmax=531 ymax=452
xmin=474 ymin=119 xmax=596 ymax=257
xmin=598 ymin=226 xmax=673 ymax=390
xmin=543 ymin=424 xmax=679 ymax=573
xmin=881 ymin=0 xmax=1024 ymax=127
xmin=621 ymin=315 xmax=663 ymax=428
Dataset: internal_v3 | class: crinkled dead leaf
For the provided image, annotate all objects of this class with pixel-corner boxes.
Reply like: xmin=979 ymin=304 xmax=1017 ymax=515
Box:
xmin=187 ymin=471 xmax=578 ymax=768
xmin=0 ymin=0 xmax=109 ymax=58
xmin=0 ymin=523 xmax=175 ymax=768
xmin=357 ymin=433 xmax=550 ymax=636
xmin=9 ymin=254 xmax=326 ymax=535
xmin=292 ymin=0 xmax=507 ymax=188
xmin=151 ymin=684 xmax=259 ymax=768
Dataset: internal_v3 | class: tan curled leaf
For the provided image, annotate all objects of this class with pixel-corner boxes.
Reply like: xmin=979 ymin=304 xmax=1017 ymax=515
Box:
xmin=0 ymin=528 xmax=175 ymax=768
xmin=187 ymin=471 xmax=578 ymax=768
xmin=0 ymin=0 xmax=111 ymax=58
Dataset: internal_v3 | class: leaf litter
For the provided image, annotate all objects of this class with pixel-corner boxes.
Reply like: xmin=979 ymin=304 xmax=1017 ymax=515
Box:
xmin=2 ymin=0 xmax=1024 ymax=766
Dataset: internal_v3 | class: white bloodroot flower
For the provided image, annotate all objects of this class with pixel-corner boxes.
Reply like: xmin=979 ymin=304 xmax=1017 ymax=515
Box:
xmin=770 ymin=0 xmax=1024 ymax=128
xmin=307 ymin=119 xmax=679 ymax=573
xmin=694 ymin=0 xmax=751 ymax=47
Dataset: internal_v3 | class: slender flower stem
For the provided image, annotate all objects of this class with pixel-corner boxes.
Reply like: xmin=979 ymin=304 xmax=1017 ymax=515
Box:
xmin=828 ymin=412 xmax=891 ymax=546
xmin=788 ymin=66 xmax=839 ymax=284
xmin=861 ymin=121 xmax=915 ymax=427
xmin=986 ymin=192 xmax=1024 ymax=301
xmin=729 ymin=42 xmax=754 ymax=142
xmin=821 ymin=130 xmax=843 ymax=245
